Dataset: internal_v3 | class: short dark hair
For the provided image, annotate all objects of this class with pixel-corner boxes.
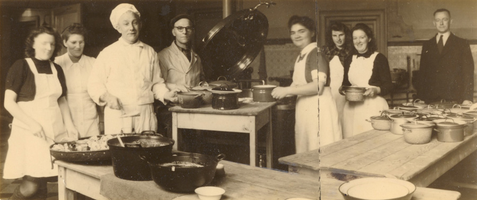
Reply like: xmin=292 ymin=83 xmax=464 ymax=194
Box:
xmin=288 ymin=15 xmax=316 ymax=42
xmin=324 ymin=21 xmax=352 ymax=49
xmin=170 ymin=14 xmax=194 ymax=29
xmin=24 ymin=25 xmax=62 ymax=61
xmin=434 ymin=8 xmax=451 ymax=18
xmin=351 ymin=23 xmax=377 ymax=53
xmin=61 ymin=23 xmax=87 ymax=46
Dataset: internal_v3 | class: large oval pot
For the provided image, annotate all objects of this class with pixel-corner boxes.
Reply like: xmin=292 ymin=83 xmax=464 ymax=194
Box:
xmin=252 ymin=85 xmax=277 ymax=102
xmin=401 ymin=123 xmax=434 ymax=144
xmin=366 ymin=116 xmax=392 ymax=131
xmin=177 ymin=92 xmax=204 ymax=108
xmin=209 ymin=89 xmax=242 ymax=110
xmin=148 ymin=152 xmax=225 ymax=193
xmin=107 ymin=131 xmax=175 ymax=181
xmin=433 ymin=120 xmax=466 ymax=142
xmin=342 ymin=86 xmax=366 ymax=102
xmin=389 ymin=114 xmax=417 ymax=135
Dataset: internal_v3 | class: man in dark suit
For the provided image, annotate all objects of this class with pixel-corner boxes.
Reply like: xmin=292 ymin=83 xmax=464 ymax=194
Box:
xmin=415 ymin=8 xmax=474 ymax=105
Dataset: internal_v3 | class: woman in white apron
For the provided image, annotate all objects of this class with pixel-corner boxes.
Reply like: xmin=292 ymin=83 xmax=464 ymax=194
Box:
xmin=87 ymin=3 xmax=177 ymax=135
xmin=272 ymin=15 xmax=341 ymax=154
xmin=56 ymin=23 xmax=99 ymax=138
xmin=3 ymin=26 xmax=78 ymax=199
xmin=322 ymin=22 xmax=353 ymax=130
xmin=341 ymin=23 xmax=394 ymax=138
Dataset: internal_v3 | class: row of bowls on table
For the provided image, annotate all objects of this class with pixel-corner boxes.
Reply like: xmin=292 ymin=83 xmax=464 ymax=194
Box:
xmin=367 ymin=111 xmax=476 ymax=144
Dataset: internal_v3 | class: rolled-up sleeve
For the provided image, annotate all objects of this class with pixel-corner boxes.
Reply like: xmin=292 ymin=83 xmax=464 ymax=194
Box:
xmin=87 ymin=51 xmax=109 ymax=106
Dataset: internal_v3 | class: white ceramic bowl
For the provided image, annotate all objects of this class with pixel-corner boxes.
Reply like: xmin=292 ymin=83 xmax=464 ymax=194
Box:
xmin=339 ymin=177 xmax=415 ymax=200
xmin=195 ymin=186 xmax=225 ymax=200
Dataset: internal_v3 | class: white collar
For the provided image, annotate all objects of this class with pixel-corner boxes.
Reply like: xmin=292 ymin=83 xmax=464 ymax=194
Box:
xmin=300 ymin=42 xmax=317 ymax=56
xmin=118 ymin=37 xmax=144 ymax=47
xmin=436 ymin=32 xmax=451 ymax=45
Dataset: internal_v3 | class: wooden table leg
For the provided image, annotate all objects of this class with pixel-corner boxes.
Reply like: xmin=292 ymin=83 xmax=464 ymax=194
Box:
xmin=250 ymin=116 xmax=256 ymax=167
xmin=266 ymin=108 xmax=273 ymax=168
xmin=172 ymin=112 xmax=178 ymax=150
xmin=57 ymin=165 xmax=77 ymax=200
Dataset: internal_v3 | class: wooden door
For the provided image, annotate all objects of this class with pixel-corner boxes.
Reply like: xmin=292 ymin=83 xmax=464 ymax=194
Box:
xmin=53 ymin=3 xmax=82 ymax=55
xmin=319 ymin=10 xmax=386 ymax=56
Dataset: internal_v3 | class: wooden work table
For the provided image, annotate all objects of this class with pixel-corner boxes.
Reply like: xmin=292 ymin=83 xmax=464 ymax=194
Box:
xmin=279 ymin=129 xmax=477 ymax=187
xmin=55 ymin=159 xmax=460 ymax=200
xmin=169 ymin=102 xmax=276 ymax=167
xmin=55 ymin=160 xmax=318 ymax=200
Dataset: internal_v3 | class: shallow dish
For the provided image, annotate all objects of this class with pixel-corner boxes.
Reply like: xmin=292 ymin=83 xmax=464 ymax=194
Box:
xmin=339 ymin=177 xmax=415 ymax=200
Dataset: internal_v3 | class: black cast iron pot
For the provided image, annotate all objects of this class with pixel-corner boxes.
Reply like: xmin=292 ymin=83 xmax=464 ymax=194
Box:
xmin=107 ymin=131 xmax=174 ymax=181
xmin=148 ymin=152 xmax=225 ymax=193
xmin=209 ymin=88 xmax=242 ymax=110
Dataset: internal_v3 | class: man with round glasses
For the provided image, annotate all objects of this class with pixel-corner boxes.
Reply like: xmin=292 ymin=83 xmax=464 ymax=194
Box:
xmin=157 ymin=14 xmax=206 ymax=139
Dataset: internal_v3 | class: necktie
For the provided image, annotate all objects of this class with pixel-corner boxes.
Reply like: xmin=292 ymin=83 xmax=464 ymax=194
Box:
xmin=437 ymin=35 xmax=444 ymax=54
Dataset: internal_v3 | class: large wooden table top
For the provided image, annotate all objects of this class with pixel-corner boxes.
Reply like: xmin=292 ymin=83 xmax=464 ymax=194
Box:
xmin=279 ymin=129 xmax=477 ymax=187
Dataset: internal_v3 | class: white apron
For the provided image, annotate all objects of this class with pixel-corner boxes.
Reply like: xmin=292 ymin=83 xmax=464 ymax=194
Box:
xmin=3 ymin=58 xmax=65 ymax=178
xmin=59 ymin=56 xmax=99 ymax=138
xmin=329 ymin=55 xmax=346 ymax=126
xmin=293 ymin=45 xmax=341 ymax=153
xmin=104 ymin=104 xmax=157 ymax=134
xmin=342 ymin=52 xmax=389 ymax=138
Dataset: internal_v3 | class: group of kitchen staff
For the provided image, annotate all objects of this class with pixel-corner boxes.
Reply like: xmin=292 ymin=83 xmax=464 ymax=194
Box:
xmin=273 ymin=7 xmax=474 ymax=154
xmin=2 ymin=3 xmax=201 ymax=199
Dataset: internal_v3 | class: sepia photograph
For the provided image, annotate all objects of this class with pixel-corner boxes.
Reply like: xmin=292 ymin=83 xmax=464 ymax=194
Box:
xmin=0 ymin=0 xmax=476 ymax=199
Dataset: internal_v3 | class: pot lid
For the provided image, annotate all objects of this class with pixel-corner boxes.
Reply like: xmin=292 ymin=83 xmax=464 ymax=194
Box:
xmin=208 ymin=88 xmax=242 ymax=94
xmin=253 ymin=84 xmax=277 ymax=89
xmin=199 ymin=4 xmax=271 ymax=81
xmin=390 ymin=114 xmax=416 ymax=119
xmin=370 ymin=115 xmax=390 ymax=120
xmin=401 ymin=122 xmax=433 ymax=129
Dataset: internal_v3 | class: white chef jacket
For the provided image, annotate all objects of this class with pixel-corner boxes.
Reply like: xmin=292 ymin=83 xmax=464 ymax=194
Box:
xmin=158 ymin=41 xmax=204 ymax=87
xmin=88 ymin=38 xmax=168 ymax=134
xmin=56 ymin=53 xmax=99 ymax=138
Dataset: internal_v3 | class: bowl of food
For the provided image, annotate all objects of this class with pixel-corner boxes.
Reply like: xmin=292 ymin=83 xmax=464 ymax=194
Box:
xmin=339 ymin=177 xmax=415 ymax=200
xmin=50 ymin=134 xmax=120 ymax=163
xmin=195 ymin=186 xmax=225 ymax=200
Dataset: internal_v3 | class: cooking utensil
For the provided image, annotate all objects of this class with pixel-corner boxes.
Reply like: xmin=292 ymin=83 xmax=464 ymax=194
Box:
xmin=366 ymin=115 xmax=392 ymax=131
xmin=338 ymin=177 xmax=415 ymax=200
xmin=401 ymin=122 xmax=434 ymax=144
xmin=148 ymin=152 xmax=225 ymax=193
xmin=389 ymin=114 xmax=417 ymax=135
xmin=107 ymin=131 xmax=174 ymax=181
xmin=209 ymin=88 xmax=242 ymax=110
xmin=49 ymin=134 xmax=124 ymax=164
xmin=252 ymin=84 xmax=277 ymax=102
xmin=341 ymin=86 xmax=366 ymax=102
xmin=199 ymin=4 xmax=270 ymax=81
xmin=177 ymin=91 xmax=205 ymax=108
xmin=433 ymin=119 xmax=466 ymax=142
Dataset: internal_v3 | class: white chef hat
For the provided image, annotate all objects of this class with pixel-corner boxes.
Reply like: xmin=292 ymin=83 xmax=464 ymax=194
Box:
xmin=110 ymin=3 xmax=141 ymax=30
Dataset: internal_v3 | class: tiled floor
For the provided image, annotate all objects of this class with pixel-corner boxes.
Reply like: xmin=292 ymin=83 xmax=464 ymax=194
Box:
xmin=1 ymin=115 xmax=476 ymax=200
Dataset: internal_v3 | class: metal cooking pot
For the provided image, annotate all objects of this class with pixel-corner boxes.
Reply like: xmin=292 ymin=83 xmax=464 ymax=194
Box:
xmin=400 ymin=122 xmax=434 ymax=144
xmin=252 ymin=84 xmax=277 ymax=102
xmin=389 ymin=114 xmax=417 ymax=135
xmin=209 ymin=88 xmax=242 ymax=110
xmin=366 ymin=115 xmax=392 ymax=131
xmin=107 ymin=131 xmax=174 ymax=181
xmin=433 ymin=120 xmax=466 ymax=142
xmin=341 ymin=86 xmax=366 ymax=102
xmin=148 ymin=152 xmax=225 ymax=193
xmin=177 ymin=91 xmax=204 ymax=108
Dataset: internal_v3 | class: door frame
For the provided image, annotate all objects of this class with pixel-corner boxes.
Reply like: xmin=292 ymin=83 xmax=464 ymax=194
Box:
xmin=319 ymin=9 xmax=387 ymax=56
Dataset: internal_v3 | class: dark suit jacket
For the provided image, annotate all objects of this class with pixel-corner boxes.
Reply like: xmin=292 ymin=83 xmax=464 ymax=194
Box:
xmin=415 ymin=33 xmax=474 ymax=103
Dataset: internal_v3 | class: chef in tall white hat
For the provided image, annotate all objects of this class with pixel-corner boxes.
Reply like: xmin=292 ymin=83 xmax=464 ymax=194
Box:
xmin=88 ymin=3 xmax=178 ymax=134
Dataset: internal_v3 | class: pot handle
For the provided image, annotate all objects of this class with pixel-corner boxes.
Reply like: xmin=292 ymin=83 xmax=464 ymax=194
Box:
xmin=402 ymin=128 xmax=411 ymax=133
xmin=365 ymin=119 xmax=373 ymax=123
xmin=434 ymin=128 xmax=440 ymax=133
xmin=216 ymin=153 xmax=226 ymax=161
